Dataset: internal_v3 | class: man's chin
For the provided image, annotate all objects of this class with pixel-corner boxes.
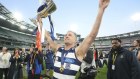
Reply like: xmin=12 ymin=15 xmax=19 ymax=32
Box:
xmin=64 ymin=42 xmax=74 ymax=45
xmin=64 ymin=42 xmax=70 ymax=45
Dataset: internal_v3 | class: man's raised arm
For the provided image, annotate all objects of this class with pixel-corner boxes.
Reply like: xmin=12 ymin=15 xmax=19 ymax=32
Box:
xmin=37 ymin=17 xmax=59 ymax=53
xmin=44 ymin=30 xmax=59 ymax=52
xmin=76 ymin=0 xmax=110 ymax=59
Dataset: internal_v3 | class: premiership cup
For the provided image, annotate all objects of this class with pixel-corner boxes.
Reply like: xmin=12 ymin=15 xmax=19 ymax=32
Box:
xmin=37 ymin=0 xmax=57 ymax=18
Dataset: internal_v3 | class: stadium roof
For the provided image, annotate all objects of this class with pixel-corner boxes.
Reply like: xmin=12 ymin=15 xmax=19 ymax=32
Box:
xmin=95 ymin=30 xmax=140 ymax=40
xmin=0 ymin=3 xmax=36 ymax=33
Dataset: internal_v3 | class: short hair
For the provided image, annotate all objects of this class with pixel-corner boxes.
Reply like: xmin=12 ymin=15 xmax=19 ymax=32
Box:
xmin=67 ymin=31 xmax=77 ymax=40
xmin=2 ymin=47 xmax=8 ymax=51
xmin=111 ymin=38 xmax=122 ymax=43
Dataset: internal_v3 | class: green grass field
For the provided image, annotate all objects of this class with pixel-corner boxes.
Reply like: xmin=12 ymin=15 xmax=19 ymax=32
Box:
xmin=23 ymin=60 xmax=107 ymax=79
xmin=75 ymin=65 xmax=107 ymax=79
xmin=23 ymin=65 xmax=107 ymax=79
xmin=95 ymin=66 xmax=107 ymax=79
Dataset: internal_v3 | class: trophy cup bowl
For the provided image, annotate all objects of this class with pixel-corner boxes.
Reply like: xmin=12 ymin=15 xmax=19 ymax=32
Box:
xmin=37 ymin=0 xmax=57 ymax=18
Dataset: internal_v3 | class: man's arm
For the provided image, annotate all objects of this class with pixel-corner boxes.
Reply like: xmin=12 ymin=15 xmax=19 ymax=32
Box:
xmin=76 ymin=0 xmax=110 ymax=59
xmin=45 ymin=30 xmax=59 ymax=53
xmin=37 ymin=16 xmax=59 ymax=53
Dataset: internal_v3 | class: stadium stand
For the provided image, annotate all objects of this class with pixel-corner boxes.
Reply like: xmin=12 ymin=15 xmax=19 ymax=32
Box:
xmin=0 ymin=26 xmax=35 ymax=49
xmin=0 ymin=3 xmax=36 ymax=50
xmin=0 ymin=2 xmax=140 ymax=52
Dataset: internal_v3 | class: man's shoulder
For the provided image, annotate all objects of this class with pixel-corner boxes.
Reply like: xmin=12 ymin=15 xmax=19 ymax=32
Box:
xmin=6 ymin=52 xmax=11 ymax=57
xmin=123 ymin=48 xmax=132 ymax=53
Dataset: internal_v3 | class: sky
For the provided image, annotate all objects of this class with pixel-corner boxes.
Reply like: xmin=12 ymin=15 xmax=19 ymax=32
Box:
xmin=0 ymin=0 xmax=140 ymax=38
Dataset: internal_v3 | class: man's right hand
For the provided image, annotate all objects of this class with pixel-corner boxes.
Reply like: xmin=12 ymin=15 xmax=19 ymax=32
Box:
xmin=99 ymin=0 xmax=110 ymax=10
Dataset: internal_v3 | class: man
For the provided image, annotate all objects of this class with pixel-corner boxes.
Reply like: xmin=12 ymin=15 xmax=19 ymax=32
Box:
xmin=45 ymin=43 xmax=55 ymax=76
xmin=93 ymin=46 xmax=99 ymax=68
xmin=25 ymin=48 xmax=43 ymax=79
xmin=79 ymin=49 xmax=97 ymax=79
xmin=102 ymin=52 xmax=108 ymax=66
xmin=132 ymin=39 xmax=140 ymax=61
xmin=107 ymin=38 xmax=140 ymax=79
xmin=38 ymin=0 xmax=110 ymax=78
xmin=21 ymin=48 xmax=27 ymax=77
xmin=21 ymin=48 xmax=27 ymax=60
xmin=0 ymin=47 xmax=11 ymax=79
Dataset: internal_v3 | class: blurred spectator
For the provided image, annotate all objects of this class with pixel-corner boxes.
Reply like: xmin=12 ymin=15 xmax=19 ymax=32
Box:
xmin=21 ymin=48 xmax=27 ymax=60
xmin=93 ymin=45 xmax=99 ymax=69
xmin=21 ymin=48 xmax=27 ymax=77
xmin=107 ymin=38 xmax=140 ymax=79
xmin=25 ymin=48 xmax=43 ymax=79
xmin=78 ymin=49 xmax=97 ymax=79
xmin=0 ymin=47 xmax=11 ymax=79
xmin=8 ymin=48 xmax=23 ymax=79
xmin=132 ymin=39 xmax=140 ymax=61
xmin=44 ymin=43 xmax=55 ymax=76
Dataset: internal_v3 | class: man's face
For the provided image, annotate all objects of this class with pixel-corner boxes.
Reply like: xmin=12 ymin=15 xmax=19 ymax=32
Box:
xmin=133 ymin=40 xmax=138 ymax=47
xmin=2 ymin=47 xmax=7 ymax=52
xmin=64 ymin=31 xmax=76 ymax=45
xmin=111 ymin=40 xmax=121 ymax=49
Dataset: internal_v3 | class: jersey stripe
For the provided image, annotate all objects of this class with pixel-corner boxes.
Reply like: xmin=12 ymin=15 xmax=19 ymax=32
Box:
xmin=53 ymin=47 xmax=81 ymax=79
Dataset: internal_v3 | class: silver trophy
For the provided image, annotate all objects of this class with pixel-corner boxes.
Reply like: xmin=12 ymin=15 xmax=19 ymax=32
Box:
xmin=37 ymin=0 xmax=57 ymax=18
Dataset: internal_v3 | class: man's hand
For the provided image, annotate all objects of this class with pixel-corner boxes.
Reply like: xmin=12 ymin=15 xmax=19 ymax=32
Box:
xmin=30 ymin=18 xmax=37 ymax=26
xmin=37 ymin=15 xmax=42 ymax=24
xmin=99 ymin=0 xmax=110 ymax=10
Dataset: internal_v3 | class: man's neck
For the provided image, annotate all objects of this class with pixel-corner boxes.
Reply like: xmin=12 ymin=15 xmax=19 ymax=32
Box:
xmin=65 ymin=43 xmax=75 ymax=50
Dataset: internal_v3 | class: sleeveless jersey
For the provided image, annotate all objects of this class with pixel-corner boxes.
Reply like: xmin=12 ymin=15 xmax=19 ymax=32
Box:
xmin=53 ymin=47 xmax=81 ymax=79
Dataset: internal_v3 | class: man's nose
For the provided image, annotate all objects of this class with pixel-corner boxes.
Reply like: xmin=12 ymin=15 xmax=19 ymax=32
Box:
xmin=65 ymin=36 xmax=69 ymax=38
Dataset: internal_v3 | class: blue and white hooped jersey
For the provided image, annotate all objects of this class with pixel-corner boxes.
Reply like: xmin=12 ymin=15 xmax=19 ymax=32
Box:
xmin=53 ymin=47 xmax=81 ymax=79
